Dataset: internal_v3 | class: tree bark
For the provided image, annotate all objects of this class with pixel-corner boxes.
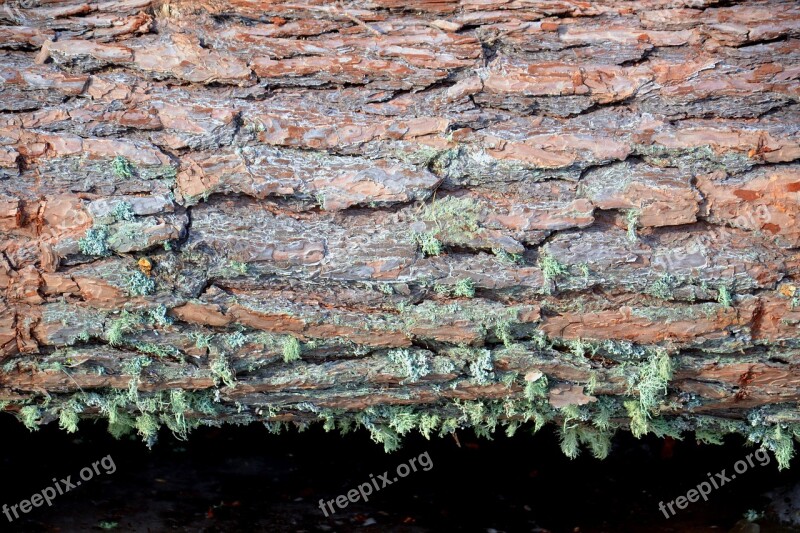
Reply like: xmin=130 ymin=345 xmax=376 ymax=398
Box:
xmin=1 ymin=0 xmax=799 ymax=462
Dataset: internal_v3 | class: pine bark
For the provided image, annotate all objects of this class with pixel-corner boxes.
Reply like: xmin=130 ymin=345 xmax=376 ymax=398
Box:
xmin=1 ymin=0 xmax=799 ymax=458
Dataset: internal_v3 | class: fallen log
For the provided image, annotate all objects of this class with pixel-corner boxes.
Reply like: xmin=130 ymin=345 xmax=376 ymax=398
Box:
xmin=1 ymin=0 xmax=799 ymax=468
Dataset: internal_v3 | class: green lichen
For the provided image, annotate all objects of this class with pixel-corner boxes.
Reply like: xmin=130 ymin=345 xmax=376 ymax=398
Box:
xmin=111 ymin=156 xmax=134 ymax=179
xmin=126 ymin=271 xmax=156 ymax=296
xmin=226 ymin=331 xmax=247 ymax=350
xmin=581 ymin=426 xmax=614 ymax=460
xmin=106 ymin=311 xmax=142 ymax=346
xmin=58 ymin=401 xmax=81 ymax=433
xmin=357 ymin=413 xmax=401 ymax=453
xmin=386 ymin=406 xmax=419 ymax=436
xmin=210 ymin=355 xmax=236 ymax=388
xmin=453 ymin=278 xmax=476 ymax=298
xmin=19 ymin=405 xmax=41 ymax=431
xmin=112 ymin=201 xmax=135 ymax=221
xmin=79 ymin=226 xmax=111 ymax=257
xmin=467 ymin=348 xmax=494 ymax=385
xmin=585 ymin=372 xmax=598 ymax=395
xmin=432 ymin=356 xmax=456 ymax=374
xmin=649 ymin=417 xmax=687 ymax=440
xmin=624 ymin=400 xmax=649 ymax=438
xmin=412 ymin=195 xmax=483 ymax=255
xmin=524 ymin=374 xmax=549 ymax=400
xmin=121 ymin=355 xmax=151 ymax=378
xmin=493 ymin=248 xmax=523 ymax=265
xmin=625 ymin=209 xmax=640 ymax=242
xmin=423 ymin=196 xmax=481 ymax=236
xmin=762 ymin=424 xmax=796 ymax=471
xmin=433 ymin=278 xmax=476 ymax=298
xmin=418 ymin=413 xmax=441 ymax=440
xmin=538 ymin=249 xmax=568 ymax=294
xmin=378 ymin=284 xmax=394 ymax=295
xmin=569 ymin=338 xmax=595 ymax=358
xmin=189 ymin=332 xmax=214 ymax=350
xmin=134 ymin=413 xmax=159 ymax=444
xmin=149 ymin=305 xmax=173 ymax=327
xmin=494 ymin=319 xmax=514 ymax=348
xmin=628 ymin=349 xmax=673 ymax=415
xmin=388 ymin=349 xmax=431 ymax=383
xmin=718 ymin=286 xmax=733 ymax=307
xmin=634 ymin=144 xmax=754 ymax=175
xmin=282 ymin=336 xmax=302 ymax=363
xmin=414 ymin=231 xmax=443 ymax=256
xmin=222 ymin=260 xmax=249 ymax=277
xmin=648 ymin=273 xmax=675 ymax=300
xmin=134 ymin=343 xmax=180 ymax=359
xmin=158 ymin=165 xmax=177 ymax=180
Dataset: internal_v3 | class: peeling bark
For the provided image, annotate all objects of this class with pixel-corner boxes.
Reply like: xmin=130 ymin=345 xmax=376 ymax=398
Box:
xmin=0 ymin=0 xmax=799 ymax=462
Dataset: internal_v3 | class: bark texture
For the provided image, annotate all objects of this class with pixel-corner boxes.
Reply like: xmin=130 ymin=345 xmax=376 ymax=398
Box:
xmin=1 ymin=0 xmax=799 ymax=462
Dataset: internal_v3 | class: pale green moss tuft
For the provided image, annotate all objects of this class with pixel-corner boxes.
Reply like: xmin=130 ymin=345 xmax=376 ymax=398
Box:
xmin=106 ymin=311 xmax=141 ymax=346
xmin=432 ymin=356 xmax=456 ymax=374
xmin=559 ymin=426 xmax=580 ymax=459
xmin=538 ymin=249 xmax=568 ymax=294
xmin=493 ymin=248 xmax=523 ymax=265
xmin=494 ymin=319 xmax=514 ymax=348
xmin=418 ymin=413 xmax=440 ymax=440
xmin=387 ymin=407 xmax=418 ymax=436
xmin=134 ymin=413 xmax=159 ymax=444
xmin=19 ymin=405 xmax=41 ymax=431
xmin=422 ymin=196 xmax=481 ymax=236
xmin=414 ymin=231 xmax=443 ymax=256
xmin=412 ymin=195 xmax=483 ymax=255
xmin=210 ymin=355 xmax=236 ymax=388
xmin=58 ymin=403 xmax=81 ymax=433
xmin=134 ymin=342 xmax=180 ymax=359
xmin=524 ymin=373 xmax=549 ymax=400
xmin=122 ymin=355 xmax=151 ymax=377
xmin=358 ymin=414 xmax=401 ymax=453
xmin=769 ymin=425 xmax=796 ymax=471
xmin=453 ymin=278 xmax=476 ymax=298
xmin=718 ymin=286 xmax=733 ymax=307
xmin=282 ymin=336 xmax=302 ymax=363
xmin=629 ymin=349 xmax=673 ymax=414
xmin=648 ymin=274 xmax=675 ymax=300
xmin=189 ymin=332 xmax=214 ymax=349
xmin=625 ymin=400 xmax=649 ymax=438
xmin=585 ymin=372 xmax=598 ymax=395
xmin=569 ymin=338 xmax=595 ymax=358
xmin=111 ymin=156 xmax=134 ymax=179
xmin=220 ymin=259 xmax=248 ymax=278
xmin=590 ymin=429 xmax=613 ymax=459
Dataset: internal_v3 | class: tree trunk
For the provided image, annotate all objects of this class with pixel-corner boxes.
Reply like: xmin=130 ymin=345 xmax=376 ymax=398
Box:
xmin=1 ymin=0 xmax=799 ymax=463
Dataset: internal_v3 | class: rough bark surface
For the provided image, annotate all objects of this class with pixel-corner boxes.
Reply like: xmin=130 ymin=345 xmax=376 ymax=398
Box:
xmin=1 ymin=0 xmax=799 ymax=460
